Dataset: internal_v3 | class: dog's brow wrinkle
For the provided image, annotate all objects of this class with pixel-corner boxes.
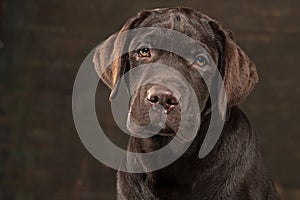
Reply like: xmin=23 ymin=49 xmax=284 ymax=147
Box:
xmin=172 ymin=14 xmax=181 ymax=30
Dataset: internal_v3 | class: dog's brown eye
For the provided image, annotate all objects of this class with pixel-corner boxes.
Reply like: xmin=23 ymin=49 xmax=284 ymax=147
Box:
xmin=194 ymin=55 xmax=208 ymax=66
xmin=137 ymin=48 xmax=151 ymax=57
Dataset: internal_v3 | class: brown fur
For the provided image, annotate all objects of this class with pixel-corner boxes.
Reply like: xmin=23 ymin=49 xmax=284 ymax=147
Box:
xmin=94 ymin=7 xmax=281 ymax=200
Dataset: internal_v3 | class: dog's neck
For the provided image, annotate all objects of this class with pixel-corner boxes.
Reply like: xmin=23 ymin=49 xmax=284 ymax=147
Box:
xmin=129 ymin=107 xmax=233 ymax=177
xmin=120 ymin=106 xmax=261 ymax=199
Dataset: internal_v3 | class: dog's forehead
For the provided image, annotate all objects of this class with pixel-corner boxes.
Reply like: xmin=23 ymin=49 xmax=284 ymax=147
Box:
xmin=138 ymin=9 xmax=215 ymax=40
xmin=133 ymin=9 xmax=218 ymax=59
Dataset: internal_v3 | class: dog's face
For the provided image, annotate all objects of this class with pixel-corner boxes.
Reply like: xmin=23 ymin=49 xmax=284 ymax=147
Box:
xmin=94 ymin=7 xmax=258 ymax=150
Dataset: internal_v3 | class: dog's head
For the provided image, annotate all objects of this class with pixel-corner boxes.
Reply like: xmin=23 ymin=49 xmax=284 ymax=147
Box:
xmin=93 ymin=7 xmax=258 ymax=149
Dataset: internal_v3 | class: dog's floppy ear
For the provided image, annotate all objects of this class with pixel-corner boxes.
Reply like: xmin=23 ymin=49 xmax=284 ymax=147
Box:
xmin=226 ymin=29 xmax=235 ymax=41
xmin=93 ymin=11 xmax=151 ymax=100
xmin=209 ymin=20 xmax=259 ymax=106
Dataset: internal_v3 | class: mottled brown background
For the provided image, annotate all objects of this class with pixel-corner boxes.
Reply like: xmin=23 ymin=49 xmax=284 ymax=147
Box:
xmin=0 ymin=0 xmax=299 ymax=199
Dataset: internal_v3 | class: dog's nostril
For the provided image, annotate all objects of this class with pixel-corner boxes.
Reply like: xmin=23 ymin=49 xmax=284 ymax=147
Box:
xmin=147 ymin=95 xmax=159 ymax=103
xmin=166 ymin=97 xmax=179 ymax=106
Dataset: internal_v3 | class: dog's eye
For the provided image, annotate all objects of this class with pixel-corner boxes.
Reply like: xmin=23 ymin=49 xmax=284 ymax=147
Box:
xmin=194 ymin=54 xmax=208 ymax=67
xmin=137 ymin=48 xmax=151 ymax=57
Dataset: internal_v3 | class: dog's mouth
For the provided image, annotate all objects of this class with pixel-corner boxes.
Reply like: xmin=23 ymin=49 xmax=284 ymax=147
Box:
xmin=157 ymin=127 xmax=176 ymax=137
xmin=126 ymin=112 xmax=177 ymax=138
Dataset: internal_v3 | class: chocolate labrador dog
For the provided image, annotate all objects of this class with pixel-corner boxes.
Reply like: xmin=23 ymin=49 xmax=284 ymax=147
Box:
xmin=93 ymin=7 xmax=281 ymax=200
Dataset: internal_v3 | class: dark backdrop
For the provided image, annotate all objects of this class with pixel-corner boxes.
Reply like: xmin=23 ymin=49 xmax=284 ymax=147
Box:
xmin=1 ymin=0 xmax=300 ymax=199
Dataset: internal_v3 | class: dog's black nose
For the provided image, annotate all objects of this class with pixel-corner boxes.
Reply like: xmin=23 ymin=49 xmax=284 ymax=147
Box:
xmin=147 ymin=85 xmax=179 ymax=113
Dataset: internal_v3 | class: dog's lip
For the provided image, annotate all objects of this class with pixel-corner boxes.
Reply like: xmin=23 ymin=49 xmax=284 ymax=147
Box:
xmin=156 ymin=128 xmax=176 ymax=137
xmin=157 ymin=132 xmax=175 ymax=137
